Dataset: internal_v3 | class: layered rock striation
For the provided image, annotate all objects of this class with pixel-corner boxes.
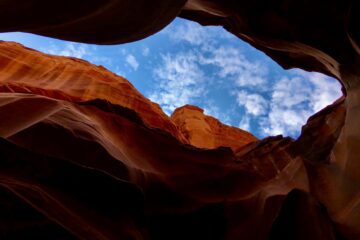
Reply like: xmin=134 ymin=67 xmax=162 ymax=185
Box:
xmin=0 ymin=1 xmax=359 ymax=239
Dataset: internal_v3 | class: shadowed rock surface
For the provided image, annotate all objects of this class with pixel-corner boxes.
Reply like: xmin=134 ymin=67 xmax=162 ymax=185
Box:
xmin=0 ymin=1 xmax=359 ymax=239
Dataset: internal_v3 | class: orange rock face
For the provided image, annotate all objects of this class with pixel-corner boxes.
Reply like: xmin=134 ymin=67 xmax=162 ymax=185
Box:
xmin=171 ymin=105 xmax=257 ymax=151
xmin=0 ymin=1 xmax=359 ymax=240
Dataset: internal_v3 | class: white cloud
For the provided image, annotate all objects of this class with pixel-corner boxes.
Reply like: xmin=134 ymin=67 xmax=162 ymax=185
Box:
xmin=126 ymin=54 xmax=139 ymax=71
xmin=239 ymin=115 xmax=251 ymax=131
xmin=167 ymin=20 xmax=233 ymax=51
xmin=44 ymin=42 xmax=112 ymax=67
xmin=261 ymin=106 xmax=313 ymax=136
xmin=261 ymin=77 xmax=311 ymax=135
xmin=142 ymin=47 xmax=150 ymax=56
xmin=45 ymin=43 xmax=89 ymax=58
xmin=227 ymin=69 xmax=342 ymax=138
xmin=259 ymin=72 xmax=342 ymax=137
xmin=170 ymin=21 xmax=209 ymax=46
xmin=149 ymin=51 xmax=205 ymax=114
xmin=203 ymin=104 xmax=232 ymax=125
xmin=90 ymin=56 xmax=112 ymax=66
xmin=301 ymin=71 xmax=342 ymax=112
xmin=236 ymin=91 xmax=268 ymax=116
xmin=199 ymin=46 xmax=268 ymax=89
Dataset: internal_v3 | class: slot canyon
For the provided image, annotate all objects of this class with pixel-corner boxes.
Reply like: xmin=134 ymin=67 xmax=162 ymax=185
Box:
xmin=0 ymin=1 xmax=359 ymax=239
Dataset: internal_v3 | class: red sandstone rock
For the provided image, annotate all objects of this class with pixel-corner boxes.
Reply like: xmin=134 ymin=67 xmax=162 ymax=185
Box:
xmin=171 ymin=105 xmax=257 ymax=151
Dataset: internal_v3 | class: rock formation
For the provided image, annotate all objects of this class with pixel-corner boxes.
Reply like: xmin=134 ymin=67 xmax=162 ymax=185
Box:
xmin=0 ymin=1 xmax=359 ymax=240
xmin=171 ymin=105 xmax=257 ymax=150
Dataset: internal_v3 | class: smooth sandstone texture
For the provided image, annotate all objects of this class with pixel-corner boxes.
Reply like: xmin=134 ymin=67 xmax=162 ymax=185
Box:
xmin=171 ymin=105 xmax=257 ymax=151
xmin=0 ymin=0 xmax=359 ymax=239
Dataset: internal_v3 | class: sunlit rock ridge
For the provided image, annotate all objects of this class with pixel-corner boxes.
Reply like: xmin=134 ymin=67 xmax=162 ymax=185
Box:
xmin=0 ymin=1 xmax=359 ymax=240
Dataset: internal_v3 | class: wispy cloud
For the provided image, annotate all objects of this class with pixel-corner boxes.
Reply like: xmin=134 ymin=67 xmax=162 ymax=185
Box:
xmin=199 ymin=46 xmax=268 ymax=89
xmin=239 ymin=115 xmax=251 ymax=132
xmin=126 ymin=54 xmax=139 ymax=71
xmin=142 ymin=47 xmax=150 ymax=57
xmin=203 ymin=103 xmax=232 ymax=125
xmin=297 ymin=70 xmax=342 ymax=112
xmin=236 ymin=91 xmax=268 ymax=116
xmin=169 ymin=21 xmax=210 ymax=46
xmin=45 ymin=43 xmax=89 ymax=58
xmin=149 ymin=51 xmax=205 ymax=114
xmin=258 ymin=71 xmax=342 ymax=137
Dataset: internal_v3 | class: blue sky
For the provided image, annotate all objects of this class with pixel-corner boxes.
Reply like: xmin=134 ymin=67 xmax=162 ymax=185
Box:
xmin=0 ymin=18 xmax=342 ymax=139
